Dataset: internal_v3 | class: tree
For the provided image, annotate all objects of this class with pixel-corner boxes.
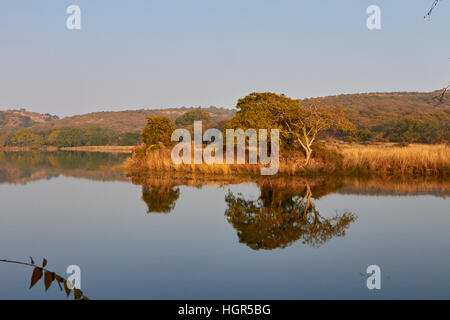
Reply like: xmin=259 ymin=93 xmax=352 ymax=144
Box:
xmin=46 ymin=130 xmax=61 ymax=146
xmin=424 ymin=0 xmax=448 ymax=101
xmin=141 ymin=116 xmax=175 ymax=147
xmin=119 ymin=132 xmax=141 ymax=146
xmin=0 ymin=112 xmax=5 ymax=126
xmin=175 ymin=108 xmax=211 ymax=127
xmin=425 ymin=0 xmax=441 ymax=20
xmin=0 ymin=134 xmax=6 ymax=147
xmin=54 ymin=128 xmax=87 ymax=147
xmin=85 ymin=127 xmax=110 ymax=146
xmin=9 ymin=129 xmax=44 ymax=148
xmin=277 ymin=100 xmax=354 ymax=165
xmin=141 ymin=185 xmax=180 ymax=213
xmin=228 ymin=93 xmax=354 ymax=166
xmin=224 ymin=182 xmax=356 ymax=249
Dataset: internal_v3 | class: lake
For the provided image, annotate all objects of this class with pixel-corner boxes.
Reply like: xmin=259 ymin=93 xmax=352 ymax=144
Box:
xmin=0 ymin=151 xmax=449 ymax=299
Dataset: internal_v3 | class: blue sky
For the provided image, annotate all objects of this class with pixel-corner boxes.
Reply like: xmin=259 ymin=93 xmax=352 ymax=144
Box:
xmin=0 ymin=0 xmax=449 ymax=116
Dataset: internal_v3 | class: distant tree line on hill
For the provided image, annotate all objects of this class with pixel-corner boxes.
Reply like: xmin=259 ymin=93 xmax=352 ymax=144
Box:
xmin=138 ymin=92 xmax=450 ymax=157
xmin=346 ymin=116 xmax=449 ymax=144
xmin=1 ymin=90 xmax=449 ymax=148
xmin=0 ymin=109 xmax=225 ymax=149
xmin=0 ymin=127 xmax=141 ymax=148
xmin=314 ymin=91 xmax=450 ymax=144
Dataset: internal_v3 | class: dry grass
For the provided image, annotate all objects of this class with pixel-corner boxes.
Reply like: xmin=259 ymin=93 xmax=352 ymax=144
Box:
xmin=123 ymin=144 xmax=340 ymax=177
xmin=124 ymin=143 xmax=450 ymax=178
xmin=125 ymin=147 xmax=261 ymax=176
xmin=340 ymin=144 xmax=450 ymax=176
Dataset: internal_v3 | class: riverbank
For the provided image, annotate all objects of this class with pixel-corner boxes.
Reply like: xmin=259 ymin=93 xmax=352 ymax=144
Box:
xmin=124 ymin=143 xmax=450 ymax=178
xmin=0 ymin=145 xmax=134 ymax=153
xmin=59 ymin=146 xmax=134 ymax=153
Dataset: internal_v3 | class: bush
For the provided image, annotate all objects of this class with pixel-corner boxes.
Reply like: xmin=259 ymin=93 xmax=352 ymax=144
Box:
xmin=175 ymin=109 xmax=210 ymax=127
xmin=142 ymin=117 xmax=175 ymax=147
xmin=54 ymin=128 xmax=87 ymax=147
xmin=0 ymin=134 xmax=7 ymax=147
xmin=311 ymin=143 xmax=343 ymax=168
xmin=9 ymin=129 xmax=44 ymax=148
xmin=119 ymin=132 xmax=141 ymax=146
xmin=133 ymin=145 xmax=147 ymax=160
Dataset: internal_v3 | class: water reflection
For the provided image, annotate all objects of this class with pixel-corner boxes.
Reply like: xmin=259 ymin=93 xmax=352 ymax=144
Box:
xmin=1 ymin=152 xmax=450 ymax=299
xmin=225 ymin=182 xmax=356 ymax=249
xmin=142 ymin=184 xmax=180 ymax=214
xmin=132 ymin=175 xmax=358 ymax=249
xmin=0 ymin=151 xmax=128 ymax=184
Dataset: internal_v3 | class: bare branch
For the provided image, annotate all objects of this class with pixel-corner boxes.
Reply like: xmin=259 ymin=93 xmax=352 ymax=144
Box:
xmin=439 ymin=85 xmax=449 ymax=103
xmin=425 ymin=0 xmax=441 ymax=20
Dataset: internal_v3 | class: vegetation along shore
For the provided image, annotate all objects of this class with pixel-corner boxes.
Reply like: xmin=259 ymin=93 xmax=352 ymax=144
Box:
xmin=124 ymin=92 xmax=450 ymax=178
xmin=2 ymin=90 xmax=448 ymax=178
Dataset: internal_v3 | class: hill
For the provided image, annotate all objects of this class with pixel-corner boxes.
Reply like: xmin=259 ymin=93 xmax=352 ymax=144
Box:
xmin=0 ymin=90 xmax=448 ymax=147
xmin=310 ymin=90 xmax=449 ymax=128
xmin=31 ymin=106 xmax=235 ymax=133
xmin=0 ymin=109 xmax=59 ymax=131
xmin=0 ymin=106 xmax=236 ymax=148
xmin=307 ymin=90 xmax=449 ymax=143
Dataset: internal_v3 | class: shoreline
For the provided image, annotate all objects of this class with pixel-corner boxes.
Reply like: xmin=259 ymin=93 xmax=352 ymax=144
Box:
xmin=124 ymin=143 xmax=450 ymax=178
xmin=0 ymin=145 xmax=134 ymax=153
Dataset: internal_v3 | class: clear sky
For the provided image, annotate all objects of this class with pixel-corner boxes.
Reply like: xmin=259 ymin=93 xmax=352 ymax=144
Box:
xmin=0 ymin=0 xmax=449 ymax=117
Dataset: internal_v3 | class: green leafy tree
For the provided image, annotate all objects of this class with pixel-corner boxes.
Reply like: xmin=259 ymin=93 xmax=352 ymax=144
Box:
xmin=225 ymin=183 xmax=356 ymax=250
xmin=0 ymin=134 xmax=7 ymax=147
xmin=85 ymin=127 xmax=111 ymax=146
xmin=141 ymin=185 xmax=180 ymax=214
xmin=55 ymin=128 xmax=87 ymax=147
xmin=228 ymin=93 xmax=354 ymax=165
xmin=141 ymin=117 xmax=175 ymax=147
xmin=0 ymin=112 xmax=6 ymax=126
xmin=9 ymin=129 xmax=44 ymax=148
xmin=175 ymin=108 xmax=211 ymax=127
xmin=46 ymin=130 xmax=61 ymax=146
xmin=119 ymin=132 xmax=141 ymax=146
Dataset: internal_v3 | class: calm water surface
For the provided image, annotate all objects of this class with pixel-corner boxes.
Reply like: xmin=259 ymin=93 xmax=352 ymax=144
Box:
xmin=0 ymin=151 xmax=449 ymax=299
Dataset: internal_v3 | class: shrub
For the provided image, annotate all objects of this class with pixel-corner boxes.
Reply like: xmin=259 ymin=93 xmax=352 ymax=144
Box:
xmin=175 ymin=109 xmax=211 ymax=127
xmin=311 ymin=143 xmax=343 ymax=168
xmin=142 ymin=117 xmax=175 ymax=147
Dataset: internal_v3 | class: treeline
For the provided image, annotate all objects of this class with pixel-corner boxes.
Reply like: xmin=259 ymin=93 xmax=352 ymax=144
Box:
xmin=0 ymin=127 xmax=141 ymax=148
xmin=2 ymin=90 xmax=449 ymax=147
xmin=343 ymin=116 xmax=449 ymax=143
xmin=315 ymin=90 xmax=450 ymax=143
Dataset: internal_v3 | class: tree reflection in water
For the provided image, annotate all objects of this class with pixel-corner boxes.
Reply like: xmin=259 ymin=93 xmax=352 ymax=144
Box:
xmin=135 ymin=176 xmax=357 ymax=249
xmin=225 ymin=182 xmax=357 ymax=250
xmin=141 ymin=184 xmax=180 ymax=214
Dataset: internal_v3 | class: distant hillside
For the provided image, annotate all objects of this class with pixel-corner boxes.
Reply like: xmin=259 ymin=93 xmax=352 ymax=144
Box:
xmin=303 ymin=90 xmax=449 ymax=143
xmin=0 ymin=106 xmax=236 ymax=148
xmin=308 ymin=90 xmax=449 ymax=129
xmin=0 ymin=109 xmax=59 ymax=131
xmin=0 ymin=107 xmax=235 ymax=133
xmin=0 ymin=90 xmax=448 ymax=147
xmin=31 ymin=106 xmax=235 ymax=133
